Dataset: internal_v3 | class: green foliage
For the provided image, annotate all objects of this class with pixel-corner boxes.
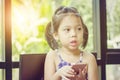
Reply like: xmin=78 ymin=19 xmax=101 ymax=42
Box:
xmin=107 ymin=0 xmax=120 ymax=48
xmin=12 ymin=0 xmax=93 ymax=61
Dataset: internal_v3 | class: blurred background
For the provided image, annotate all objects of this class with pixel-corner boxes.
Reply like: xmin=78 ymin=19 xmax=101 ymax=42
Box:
xmin=0 ymin=0 xmax=120 ymax=80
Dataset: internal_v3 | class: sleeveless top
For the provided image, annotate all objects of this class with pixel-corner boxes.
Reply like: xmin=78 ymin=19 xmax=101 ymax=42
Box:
xmin=57 ymin=51 xmax=88 ymax=80
xmin=57 ymin=52 xmax=83 ymax=69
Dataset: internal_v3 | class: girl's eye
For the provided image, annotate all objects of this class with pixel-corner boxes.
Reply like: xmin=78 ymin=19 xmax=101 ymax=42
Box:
xmin=64 ymin=28 xmax=70 ymax=32
xmin=78 ymin=27 xmax=81 ymax=31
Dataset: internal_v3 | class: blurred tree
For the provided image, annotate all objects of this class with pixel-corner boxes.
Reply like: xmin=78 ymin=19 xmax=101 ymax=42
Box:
xmin=107 ymin=0 xmax=120 ymax=48
xmin=12 ymin=0 xmax=93 ymax=61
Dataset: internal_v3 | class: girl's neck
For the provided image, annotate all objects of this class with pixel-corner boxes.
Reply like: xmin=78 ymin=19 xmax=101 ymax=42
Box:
xmin=59 ymin=47 xmax=80 ymax=56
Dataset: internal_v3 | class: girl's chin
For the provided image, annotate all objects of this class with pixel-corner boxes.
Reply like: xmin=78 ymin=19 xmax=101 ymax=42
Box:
xmin=68 ymin=46 xmax=79 ymax=50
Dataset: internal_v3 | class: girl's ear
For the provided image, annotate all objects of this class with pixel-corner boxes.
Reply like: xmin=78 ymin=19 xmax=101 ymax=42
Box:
xmin=53 ymin=32 xmax=59 ymax=41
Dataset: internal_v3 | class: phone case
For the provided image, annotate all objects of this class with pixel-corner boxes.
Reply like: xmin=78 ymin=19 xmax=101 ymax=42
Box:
xmin=69 ymin=64 xmax=87 ymax=80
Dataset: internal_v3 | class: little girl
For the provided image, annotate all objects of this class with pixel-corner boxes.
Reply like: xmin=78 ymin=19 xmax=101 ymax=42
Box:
xmin=44 ymin=6 xmax=98 ymax=80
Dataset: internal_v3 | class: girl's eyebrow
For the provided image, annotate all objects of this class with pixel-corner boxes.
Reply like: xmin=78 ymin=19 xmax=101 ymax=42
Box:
xmin=62 ymin=25 xmax=71 ymax=28
xmin=76 ymin=24 xmax=82 ymax=27
xmin=74 ymin=24 xmax=83 ymax=28
xmin=62 ymin=24 xmax=82 ymax=28
xmin=63 ymin=24 xmax=82 ymax=28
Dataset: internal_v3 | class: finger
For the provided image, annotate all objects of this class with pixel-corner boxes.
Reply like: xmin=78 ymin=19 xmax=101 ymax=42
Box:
xmin=78 ymin=69 xmax=86 ymax=79
xmin=68 ymin=69 xmax=76 ymax=75
xmin=64 ymin=72 xmax=75 ymax=78
xmin=62 ymin=76 xmax=71 ymax=80
xmin=78 ymin=69 xmax=82 ymax=75
xmin=82 ymin=70 xmax=87 ymax=76
xmin=82 ymin=66 xmax=87 ymax=75
xmin=85 ymin=65 xmax=88 ymax=70
xmin=79 ymin=69 xmax=82 ymax=73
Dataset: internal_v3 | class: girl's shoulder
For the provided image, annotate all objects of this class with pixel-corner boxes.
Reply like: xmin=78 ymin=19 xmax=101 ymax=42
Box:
xmin=83 ymin=51 xmax=95 ymax=57
xmin=83 ymin=51 xmax=96 ymax=63
xmin=46 ymin=49 xmax=58 ymax=59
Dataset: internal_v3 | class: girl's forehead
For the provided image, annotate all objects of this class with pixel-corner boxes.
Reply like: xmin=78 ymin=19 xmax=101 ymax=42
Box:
xmin=59 ymin=14 xmax=82 ymax=27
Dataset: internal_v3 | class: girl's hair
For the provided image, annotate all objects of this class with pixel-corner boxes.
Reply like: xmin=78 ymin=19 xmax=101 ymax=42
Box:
xmin=45 ymin=6 xmax=88 ymax=50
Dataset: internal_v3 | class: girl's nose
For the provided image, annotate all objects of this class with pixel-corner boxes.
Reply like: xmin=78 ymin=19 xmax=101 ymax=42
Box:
xmin=71 ymin=29 xmax=76 ymax=37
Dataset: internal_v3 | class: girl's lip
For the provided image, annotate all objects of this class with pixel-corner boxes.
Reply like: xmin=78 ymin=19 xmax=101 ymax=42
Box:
xmin=70 ymin=40 xmax=77 ymax=43
xmin=70 ymin=40 xmax=77 ymax=46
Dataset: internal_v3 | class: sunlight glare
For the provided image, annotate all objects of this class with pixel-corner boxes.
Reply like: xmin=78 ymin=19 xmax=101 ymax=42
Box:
xmin=12 ymin=3 xmax=48 ymax=36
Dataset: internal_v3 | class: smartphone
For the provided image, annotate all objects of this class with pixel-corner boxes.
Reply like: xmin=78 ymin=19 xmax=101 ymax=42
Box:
xmin=69 ymin=63 xmax=87 ymax=80
xmin=72 ymin=63 xmax=87 ymax=75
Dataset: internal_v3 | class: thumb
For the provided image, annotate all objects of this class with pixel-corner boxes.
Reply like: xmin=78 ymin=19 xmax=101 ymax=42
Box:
xmin=78 ymin=69 xmax=82 ymax=75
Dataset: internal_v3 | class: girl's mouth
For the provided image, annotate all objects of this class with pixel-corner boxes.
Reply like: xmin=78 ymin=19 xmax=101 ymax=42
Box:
xmin=70 ymin=40 xmax=77 ymax=46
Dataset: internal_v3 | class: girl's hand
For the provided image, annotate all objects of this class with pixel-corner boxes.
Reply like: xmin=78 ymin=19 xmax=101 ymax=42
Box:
xmin=57 ymin=66 xmax=76 ymax=80
xmin=76 ymin=65 xmax=88 ymax=80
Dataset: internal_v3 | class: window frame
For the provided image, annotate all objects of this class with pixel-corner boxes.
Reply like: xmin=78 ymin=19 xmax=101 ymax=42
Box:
xmin=0 ymin=0 xmax=120 ymax=80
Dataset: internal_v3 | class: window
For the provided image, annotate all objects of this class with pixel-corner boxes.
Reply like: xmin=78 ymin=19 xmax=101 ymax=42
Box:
xmin=0 ymin=0 xmax=2 ymax=61
xmin=106 ymin=65 xmax=120 ymax=80
xmin=107 ymin=0 xmax=120 ymax=49
xmin=0 ymin=0 xmax=4 ymax=62
xmin=106 ymin=0 xmax=120 ymax=80
xmin=0 ymin=69 xmax=5 ymax=80
xmin=1 ymin=0 xmax=120 ymax=80
xmin=0 ymin=1 xmax=5 ymax=80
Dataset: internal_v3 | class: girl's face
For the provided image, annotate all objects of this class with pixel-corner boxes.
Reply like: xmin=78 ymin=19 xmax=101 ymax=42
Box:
xmin=56 ymin=14 xmax=84 ymax=50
